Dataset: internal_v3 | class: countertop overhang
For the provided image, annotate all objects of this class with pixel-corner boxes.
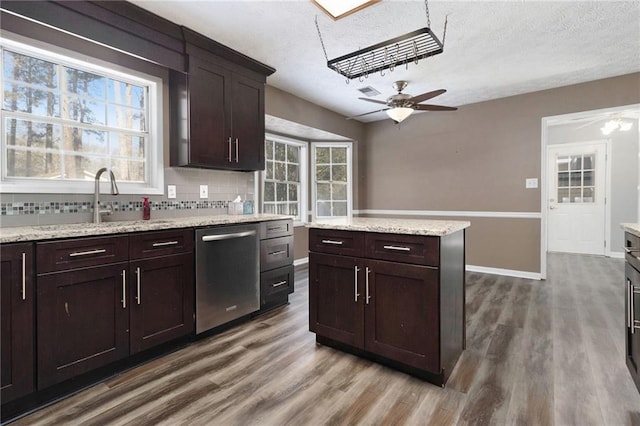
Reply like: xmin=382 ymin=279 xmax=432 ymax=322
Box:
xmin=622 ymin=223 xmax=640 ymax=238
xmin=0 ymin=214 xmax=293 ymax=244
xmin=306 ymin=217 xmax=470 ymax=237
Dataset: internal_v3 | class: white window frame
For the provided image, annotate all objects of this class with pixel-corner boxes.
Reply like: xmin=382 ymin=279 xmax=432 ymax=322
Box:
xmin=0 ymin=33 xmax=164 ymax=194
xmin=262 ymin=133 xmax=308 ymax=225
xmin=311 ymin=141 xmax=353 ymax=222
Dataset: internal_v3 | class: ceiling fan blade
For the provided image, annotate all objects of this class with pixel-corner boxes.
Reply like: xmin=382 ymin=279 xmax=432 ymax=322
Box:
xmin=409 ymin=89 xmax=446 ymax=104
xmin=346 ymin=108 xmax=389 ymax=120
xmin=414 ymin=104 xmax=458 ymax=111
xmin=358 ymin=97 xmax=387 ymax=105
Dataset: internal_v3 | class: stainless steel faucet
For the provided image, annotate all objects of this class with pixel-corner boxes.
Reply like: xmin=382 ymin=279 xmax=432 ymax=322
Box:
xmin=93 ymin=167 xmax=119 ymax=223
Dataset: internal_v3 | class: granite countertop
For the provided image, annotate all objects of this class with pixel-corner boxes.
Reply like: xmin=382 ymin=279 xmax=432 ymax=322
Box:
xmin=306 ymin=217 xmax=470 ymax=237
xmin=622 ymin=223 xmax=640 ymax=238
xmin=0 ymin=214 xmax=292 ymax=244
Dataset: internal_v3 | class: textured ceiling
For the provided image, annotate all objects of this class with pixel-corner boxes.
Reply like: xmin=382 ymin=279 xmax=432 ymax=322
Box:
xmin=131 ymin=0 xmax=640 ymax=123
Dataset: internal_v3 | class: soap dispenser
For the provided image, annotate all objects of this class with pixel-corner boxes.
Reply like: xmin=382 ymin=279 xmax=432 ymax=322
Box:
xmin=142 ymin=197 xmax=150 ymax=220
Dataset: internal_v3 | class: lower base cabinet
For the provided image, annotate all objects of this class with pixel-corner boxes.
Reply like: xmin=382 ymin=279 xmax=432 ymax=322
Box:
xmin=1 ymin=243 xmax=35 ymax=403
xmin=309 ymin=228 xmax=465 ymax=385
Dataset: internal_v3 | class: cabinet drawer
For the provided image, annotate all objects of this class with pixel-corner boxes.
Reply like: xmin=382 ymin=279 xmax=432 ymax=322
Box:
xmin=626 ymin=232 xmax=640 ymax=272
xmin=37 ymin=235 xmax=129 ymax=273
xmin=260 ymin=236 xmax=293 ymax=272
xmin=309 ymin=228 xmax=364 ymax=257
xmin=365 ymin=233 xmax=439 ymax=267
xmin=260 ymin=220 xmax=293 ymax=239
xmin=130 ymin=229 xmax=194 ymax=259
xmin=261 ymin=265 xmax=294 ymax=306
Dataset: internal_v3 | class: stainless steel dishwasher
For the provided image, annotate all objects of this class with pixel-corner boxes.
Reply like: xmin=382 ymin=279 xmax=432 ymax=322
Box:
xmin=195 ymin=223 xmax=259 ymax=334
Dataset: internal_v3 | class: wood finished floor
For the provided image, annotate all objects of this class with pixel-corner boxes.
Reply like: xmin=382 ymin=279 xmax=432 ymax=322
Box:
xmin=12 ymin=254 xmax=640 ymax=425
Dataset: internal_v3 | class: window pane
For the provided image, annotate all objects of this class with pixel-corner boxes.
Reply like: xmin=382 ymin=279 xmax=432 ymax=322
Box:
xmin=583 ymin=154 xmax=594 ymax=170
xmin=108 ymin=133 xmax=145 ymax=158
xmin=332 ymin=183 xmax=347 ymax=200
xmin=5 ymin=118 xmax=59 ymax=149
xmin=557 ymin=172 xmax=569 ymax=187
xmin=265 ymin=161 xmax=273 ymax=179
xmin=287 ymin=145 xmax=299 ymax=163
xmin=583 ymin=170 xmax=593 ymax=187
xmin=332 ymin=165 xmax=347 ymax=182
xmin=288 ymin=164 xmax=299 ymax=182
xmin=558 ymin=187 xmax=569 ymax=203
xmin=317 ymin=201 xmax=331 ymax=216
xmin=276 ymin=183 xmax=287 ymax=201
xmin=4 ymin=84 xmax=59 ymax=118
xmin=570 ymin=187 xmax=581 ymax=203
xmin=569 ymin=172 xmax=581 ymax=187
xmin=557 ymin=157 xmax=569 ymax=172
xmin=288 ymin=184 xmax=298 ymax=201
xmin=3 ymin=51 xmax=57 ymax=89
xmin=264 ymin=182 xmax=275 ymax=201
xmin=569 ymin=155 xmax=582 ymax=171
xmin=108 ymin=80 xmax=145 ymax=108
xmin=331 ymin=147 xmax=346 ymax=163
xmin=317 ymin=183 xmax=330 ymax=200
xmin=264 ymin=203 xmax=275 ymax=214
xmin=112 ymin=159 xmax=144 ymax=182
xmin=333 ymin=201 xmax=347 ymax=216
xmin=316 ymin=147 xmax=330 ymax=164
xmin=583 ymin=187 xmax=594 ymax=202
xmin=275 ymin=162 xmax=286 ymax=181
xmin=107 ymin=105 xmax=145 ymax=131
xmin=65 ymin=69 xmax=106 ymax=100
xmin=6 ymin=148 xmax=61 ymax=178
xmin=316 ymin=165 xmax=330 ymax=181
xmin=274 ymin=142 xmax=286 ymax=161
xmin=289 ymin=202 xmax=299 ymax=216
xmin=265 ymin=140 xmax=273 ymax=159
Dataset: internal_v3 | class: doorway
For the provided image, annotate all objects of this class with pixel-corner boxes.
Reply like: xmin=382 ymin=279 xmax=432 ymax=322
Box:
xmin=547 ymin=141 xmax=608 ymax=255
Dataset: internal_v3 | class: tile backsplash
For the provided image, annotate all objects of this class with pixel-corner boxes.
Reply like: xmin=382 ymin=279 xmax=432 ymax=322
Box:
xmin=0 ymin=167 xmax=257 ymax=228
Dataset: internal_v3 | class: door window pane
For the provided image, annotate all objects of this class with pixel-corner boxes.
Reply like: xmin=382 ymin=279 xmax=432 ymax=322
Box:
xmin=556 ymin=152 xmax=596 ymax=204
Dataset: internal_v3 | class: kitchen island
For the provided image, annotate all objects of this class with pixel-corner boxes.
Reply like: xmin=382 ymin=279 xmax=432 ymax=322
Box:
xmin=622 ymin=223 xmax=640 ymax=393
xmin=307 ymin=218 xmax=470 ymax=386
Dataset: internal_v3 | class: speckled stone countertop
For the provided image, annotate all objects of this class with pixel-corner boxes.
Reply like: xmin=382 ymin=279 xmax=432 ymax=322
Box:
xmin=0 ymin=214 xmax=292 ymax=244
xmin=306 ymin=217 xmax=470 ymax=237
xmin=622 ymin=223 xmax=640 ymax=238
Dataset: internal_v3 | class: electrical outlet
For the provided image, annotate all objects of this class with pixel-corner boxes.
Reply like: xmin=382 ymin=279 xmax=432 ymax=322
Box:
xmin=199 ymin=184 xmax=208 ymax=199
xmin=525 ymin=178 xmax=538 ymax=189
xmin=167 ymin=185 xmax=177 ymax=199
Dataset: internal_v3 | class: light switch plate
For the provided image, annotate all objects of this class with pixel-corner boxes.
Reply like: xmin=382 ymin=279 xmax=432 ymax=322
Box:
xmin=199 ymin=184 xmax=208 ymax=199
xmin=167 ymin=185 xmax=176 ymax=199
xmin=526 ymin=178 xmax=538 ymax=189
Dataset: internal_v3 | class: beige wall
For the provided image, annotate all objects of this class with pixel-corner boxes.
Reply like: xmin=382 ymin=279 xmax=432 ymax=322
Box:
xmin=360 ymin=73 xmax=640 ymax=273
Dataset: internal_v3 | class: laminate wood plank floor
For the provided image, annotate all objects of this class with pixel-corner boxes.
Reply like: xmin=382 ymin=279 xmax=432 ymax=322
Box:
xmin=11 ymin=253 xmax=640 ymax=425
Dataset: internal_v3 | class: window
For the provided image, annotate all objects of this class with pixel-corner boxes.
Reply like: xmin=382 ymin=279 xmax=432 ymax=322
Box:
xmin=312 ymin=142 xmax=352 ymax=220
xmin=263 ymin=134 xmax=307 ymax=223
xmin=556 ymin=153 xmax=595 ymax=203
xmin=0 ymin=36 xmax=163 ymax=194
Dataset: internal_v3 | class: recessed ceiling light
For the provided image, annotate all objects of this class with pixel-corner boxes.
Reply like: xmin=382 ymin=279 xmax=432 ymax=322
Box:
xmin=312 ymin=0 xmax=380 ymax=20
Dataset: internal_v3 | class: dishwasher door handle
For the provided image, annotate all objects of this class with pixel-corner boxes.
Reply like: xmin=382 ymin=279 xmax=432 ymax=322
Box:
xmin=201 ymin=230 xmax=256 ymax=242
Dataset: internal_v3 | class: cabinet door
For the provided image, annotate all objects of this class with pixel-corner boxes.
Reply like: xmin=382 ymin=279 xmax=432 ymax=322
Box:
xmin=1 ymin=243 xmax=34 ymax=403
xmin=188 ymin=56 xmax=232 ymax=168
xmin=37 ymin=263 xmax=129 ymax=389
xmin=364 ymin=260 xmax=440 ymax=373
xmin=231 ymin=74 xmax=265 ymax=170
xmin=626 ymin=263 xmax=640 ymax=391
xmin=309 ymin=252 xmax=364 ymax=348
xmin=129 ymin=253 xmax=194 ymax=354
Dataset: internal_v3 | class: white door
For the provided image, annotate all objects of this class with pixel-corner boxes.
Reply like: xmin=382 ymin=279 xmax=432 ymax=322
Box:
xmin=547 ymin=141 xmax=607 ymax=255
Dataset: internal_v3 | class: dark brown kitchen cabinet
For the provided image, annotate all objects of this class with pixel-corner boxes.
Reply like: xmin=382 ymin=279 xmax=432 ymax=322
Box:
xmin=36 ymin=263 xmax=129 ymax=389
xmin=171 ymin=30 xmax=274 ymax=171
xmin=258 ymin=220 xmax=294 ymax=313
xmin=1 ymin=243 xmax=35 ymax=403
xmin=129 ymin=229 xmax=194 ymax=354
xmin=309 ymin=228 xmax=465 ymax=386
xmin=625 ymin=231 xmax=640 ymax=393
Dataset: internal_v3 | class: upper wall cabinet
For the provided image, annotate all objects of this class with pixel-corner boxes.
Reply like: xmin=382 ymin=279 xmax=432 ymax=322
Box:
xmin=171 ymin=29 xmax=275 ymax=171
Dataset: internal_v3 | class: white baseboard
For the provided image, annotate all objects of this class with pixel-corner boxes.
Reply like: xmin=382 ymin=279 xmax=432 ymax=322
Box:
xmin=608 ymin=251 xmax=625 ymax=259
xmin=466 ymin=264 xmax=542 ymax=280
xmin=294 ymin=257 xmax=309 ymax=266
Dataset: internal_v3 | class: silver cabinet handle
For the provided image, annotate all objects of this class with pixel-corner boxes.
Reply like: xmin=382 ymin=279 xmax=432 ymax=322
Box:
xmin=121 ymin=270 xmax=127 ymax=309
xmin=365 ymin=267 xmax=371 ymax=305
xmin=228 ymin=137 xmax=232 ymax=162
xmin=272 ymin=280 xmax=287 ymax=288
xmin=383 ymin=245 xmax=411 ymax=252
xmin=624 ymin=247 xmax=640 ymax=261
xmin=136 ymin=267 xmax=141 ymax=305
xmin=152 ymin=241 xmax=179 ymax=247
xmin=69 ymin=248 xmax=106 ymax=257
xmin=354 ymin=266 xmax=360 ymax=302
xmin=21 ymin=252 xmax=26 ymax=301
xmin=235 ymin=137 xmax=239 ymax=163
xmin=629 ymin=279 xmax=633 ymax=331
xmin=321 ymin=239 xmax=343 ymax=245
xmin=202 ymin=230 xmax=256 ymax=241
xmin=268 ymin=250 xmax=286 ymax=256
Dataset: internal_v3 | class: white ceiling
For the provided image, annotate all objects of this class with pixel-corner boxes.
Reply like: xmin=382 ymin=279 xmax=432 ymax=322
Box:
xmin=131 ymin=0 xmax=640 ymax=123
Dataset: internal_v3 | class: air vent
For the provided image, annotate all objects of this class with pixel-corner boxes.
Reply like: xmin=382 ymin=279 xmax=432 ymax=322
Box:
xmin=357 ymin=86 xmax=381 ymax=97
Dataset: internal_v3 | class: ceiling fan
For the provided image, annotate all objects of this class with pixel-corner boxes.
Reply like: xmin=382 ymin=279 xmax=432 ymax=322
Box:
xmin=350 ymin=81 xmax=457 ymax=123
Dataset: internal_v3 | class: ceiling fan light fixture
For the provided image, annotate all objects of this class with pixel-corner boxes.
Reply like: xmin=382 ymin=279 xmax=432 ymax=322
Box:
xmin=386 ymin=107 xmax=414 ymax=123
xmin=312 ymin=0 xmax=380 ymax=20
